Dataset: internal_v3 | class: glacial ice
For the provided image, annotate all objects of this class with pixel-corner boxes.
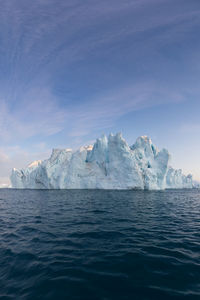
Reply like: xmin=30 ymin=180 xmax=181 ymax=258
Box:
xmin=10 ymin=133 xmax=194 ymax=190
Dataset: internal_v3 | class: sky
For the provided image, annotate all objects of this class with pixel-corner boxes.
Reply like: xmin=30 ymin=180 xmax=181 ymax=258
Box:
xmin=0 ymin=0 xmax=200 ymax=185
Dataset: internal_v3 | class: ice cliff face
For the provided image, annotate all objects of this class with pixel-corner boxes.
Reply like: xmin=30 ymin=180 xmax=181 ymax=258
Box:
xmin=166 ymin=167 xmax=193 ymax=189
xmin=10 ymin=133 xmax=194 ymax=190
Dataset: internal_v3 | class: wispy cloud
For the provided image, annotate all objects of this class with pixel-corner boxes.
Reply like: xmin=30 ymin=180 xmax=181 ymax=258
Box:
xmin=0 ymin=88 xmax=69 ymax=142
xmin=0 ymin=79 xmax=187 ymax=143
xmin=65 ymin=81 xmax=188 ymax=138
xmin=0 ymin=0 xmax=199 ymax=91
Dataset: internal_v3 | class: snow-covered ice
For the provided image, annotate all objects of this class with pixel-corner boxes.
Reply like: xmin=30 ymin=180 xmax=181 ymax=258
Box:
xmin=10 ymin=133 xmax=194 ymax=190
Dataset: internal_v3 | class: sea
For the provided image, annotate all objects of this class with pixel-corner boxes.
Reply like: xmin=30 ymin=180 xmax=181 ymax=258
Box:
xmin=0 ymin=189 xmax=200 ymax=300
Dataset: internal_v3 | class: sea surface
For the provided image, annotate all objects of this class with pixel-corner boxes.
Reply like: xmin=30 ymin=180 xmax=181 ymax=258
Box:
xmin=0 ymin=189 xmax=200 ymax=300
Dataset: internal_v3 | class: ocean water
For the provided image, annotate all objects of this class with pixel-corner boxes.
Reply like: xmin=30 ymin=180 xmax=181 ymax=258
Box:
xmin=0 ymin=189 xmax=200 ymax=300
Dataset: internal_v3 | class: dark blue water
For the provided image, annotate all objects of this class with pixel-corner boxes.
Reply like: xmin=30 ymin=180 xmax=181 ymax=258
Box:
xmin=0 ymin=189 xmax=200 ymax=299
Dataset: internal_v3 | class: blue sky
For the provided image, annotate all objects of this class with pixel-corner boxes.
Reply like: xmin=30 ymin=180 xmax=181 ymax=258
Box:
xmin=0 ymin=0 xmax=200 ymax=184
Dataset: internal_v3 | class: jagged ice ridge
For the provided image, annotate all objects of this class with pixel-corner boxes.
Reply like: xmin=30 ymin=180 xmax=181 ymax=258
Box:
xmin=11 ymin=133 xmax=193 ymax=190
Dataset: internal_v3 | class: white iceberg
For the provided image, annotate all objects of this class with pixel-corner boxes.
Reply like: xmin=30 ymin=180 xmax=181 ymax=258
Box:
xmin=10 ymin=133 xmax=194 ymax=190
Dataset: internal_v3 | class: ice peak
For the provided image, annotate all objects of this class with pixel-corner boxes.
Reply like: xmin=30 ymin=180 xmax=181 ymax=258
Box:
xmin=135 ymin=135 xmax=152 ymax=146
xmin=79 ymin=145 xmax=93 ymax=152
xmin=28 ymin=160 xmax=42 ymax=168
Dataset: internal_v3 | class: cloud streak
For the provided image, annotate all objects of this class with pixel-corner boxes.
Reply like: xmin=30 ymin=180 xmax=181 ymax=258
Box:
xmin=67 ymin=81 xmax=187 ymax=137
xmin=0 ymin=88 xmax=69 ymax=142
xmin=0 ymin=78 xmax=188 ymax=144
xmin=0 ymin=0 xmax=199 ymax=92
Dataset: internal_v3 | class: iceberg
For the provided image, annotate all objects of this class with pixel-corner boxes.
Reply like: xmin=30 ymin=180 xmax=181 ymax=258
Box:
xmin=10 ymin=133 xmax=194 ymax=190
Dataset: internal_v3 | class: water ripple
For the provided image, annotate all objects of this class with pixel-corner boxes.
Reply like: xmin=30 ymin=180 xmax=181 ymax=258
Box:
xmin=0 ymin=189 xmax=200 ymax=299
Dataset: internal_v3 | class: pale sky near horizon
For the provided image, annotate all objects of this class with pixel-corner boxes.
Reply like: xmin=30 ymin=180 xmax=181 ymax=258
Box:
xmin=0 ymin=0 xmax=200 ymax=185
